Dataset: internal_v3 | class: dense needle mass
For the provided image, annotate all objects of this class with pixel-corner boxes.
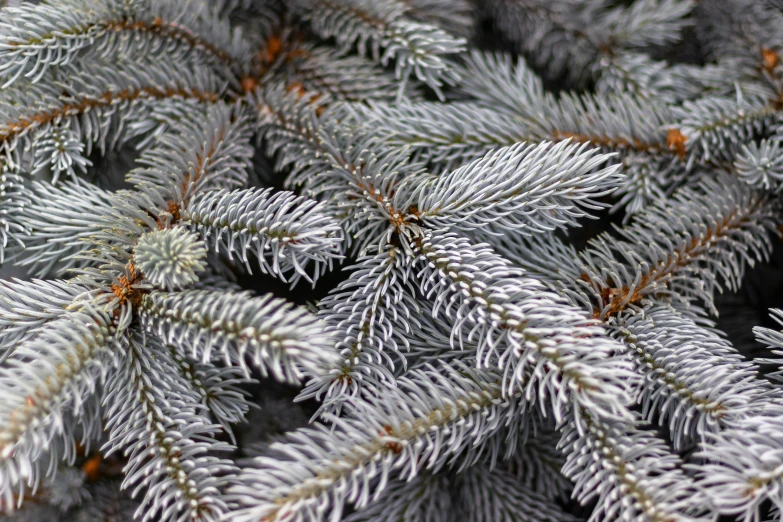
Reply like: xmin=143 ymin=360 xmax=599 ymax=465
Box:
xmin=1 ymin=1 xmax=783 ymax=521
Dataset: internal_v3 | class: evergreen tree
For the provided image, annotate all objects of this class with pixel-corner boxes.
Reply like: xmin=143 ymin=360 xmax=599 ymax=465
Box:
xmin=1 ymin=1 xmax=783 ymax=521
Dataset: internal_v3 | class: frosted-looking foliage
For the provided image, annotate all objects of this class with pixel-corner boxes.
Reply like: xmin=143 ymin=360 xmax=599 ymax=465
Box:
xmin=1 ymin=1 xmax=783 ymax=521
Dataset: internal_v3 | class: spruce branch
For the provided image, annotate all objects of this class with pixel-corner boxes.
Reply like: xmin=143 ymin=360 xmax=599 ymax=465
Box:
xmin=165 ymin=345 xmax=252 ymax=445
xmin=570 ymin=175 xmax=777 ymax=318
xmin=102 ymin=329 xmax=237 ymax=522
xmin=0 ymin=305 xmax=130 ymax=508
xmin=671 ymin=90 xmax=778 ymax=168
xmin=0 ymin=57 xmax=223 ymax=170
xmin=361 ymin=61 xmax=678 ymax=162
xmin=514 ymin=177 xmax=782 ymax=448
xmin=559 ymin=409 xmax=711 ymax=522
xmin=291 ymin=0 xmax=466 ymax=98
xmin=455 ymin=50 xmax=548 ymax=122
xmin=251 ymin=81 xmax=425 ymax=255
xmin=694 ymin=0 xmax=783 ymax=68
xmin=184 ymin=187 xmax=342 ymax=284
xmin=30 ymin=127 xmax=91 ymax=183
xmin=413 ymin=230 xmax=638 ymax=423
xmin=0 ymin=278 xmax=89 ymax=360
xmin=0 ymin=0 xmax=250 ymax=87
xmin=620 ymin=305 xmax=767 ymax=449
xmin=594 ymin=52 xmax=753 ymax=104
xmin=264 ymin=39 xmax=416 ymax=103
xmin=13 ymin=181 xmax=152 ymax=277
xmin=485 ymin=0 xmax=693 ymax=84
xmin=346 ymin=100 xmax=533 ymax=173
xmin=139 ymin=289 xmax=339 ymax=383
xmin=228 ymin=362 xmax=526 ymax=522
xmin=127 ymin=103 xmax=254 ymax=205
xmin=299 ymin=245 xmax=418 ymax=414
xmin=404 ymin=140 xmax=621 ymax=234
xmin=695 ymin=417 xmax=783 ymax=521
